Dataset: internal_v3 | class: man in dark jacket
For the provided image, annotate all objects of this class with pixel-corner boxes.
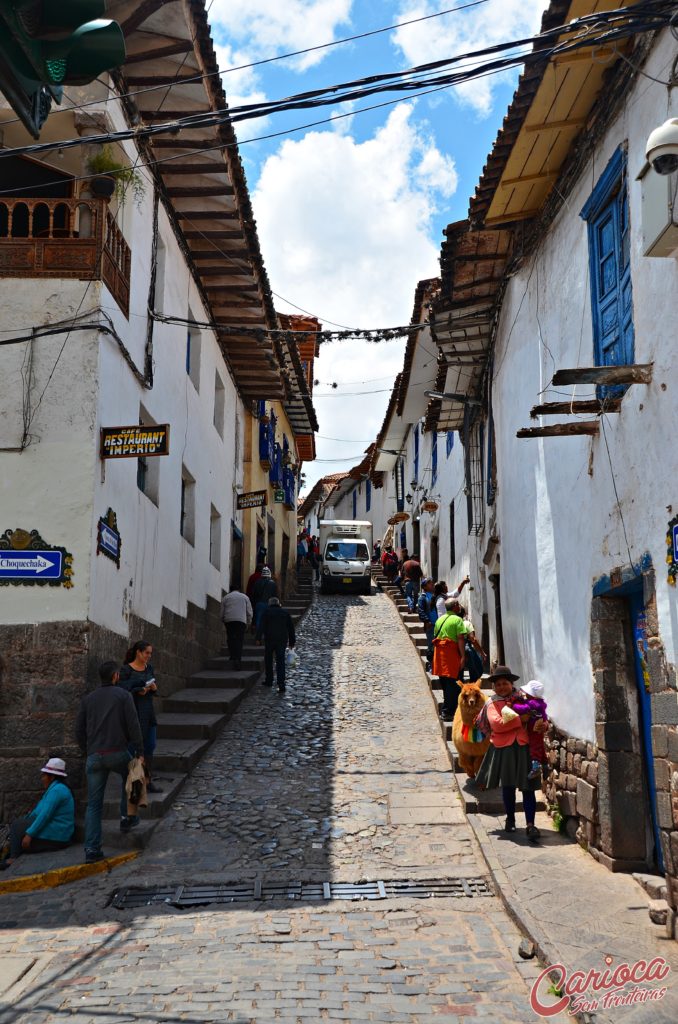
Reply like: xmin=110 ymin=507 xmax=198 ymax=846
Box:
xmin=252 ymin=566 xmax=278 ymax=631
xmin=256 ymin=596 xmax=296 ymax=693
xmin=75 ymin=660 xmax=143 ymax=862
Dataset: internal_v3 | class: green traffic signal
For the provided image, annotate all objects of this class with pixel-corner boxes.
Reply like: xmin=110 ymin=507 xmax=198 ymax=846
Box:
xmin=0 ymin=0 xmax=125 ymax=135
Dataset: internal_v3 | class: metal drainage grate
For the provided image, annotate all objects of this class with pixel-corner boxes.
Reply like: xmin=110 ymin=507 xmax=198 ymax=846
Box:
xmin=111 ymin=876 xmax=494 ymax=910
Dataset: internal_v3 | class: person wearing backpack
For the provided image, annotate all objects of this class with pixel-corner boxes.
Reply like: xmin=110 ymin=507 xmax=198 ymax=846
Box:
xmin=417 ymin=578 xmax=437 ymax=670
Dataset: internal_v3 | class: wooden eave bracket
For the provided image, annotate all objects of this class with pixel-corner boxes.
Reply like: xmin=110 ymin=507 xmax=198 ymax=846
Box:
xmin=517 ymin=421 xmax=600 ymax=439
xmin=551 ymin=364 xmax=653 ymax=386
xmin=530 ymin=398 xmax=622 ymax=418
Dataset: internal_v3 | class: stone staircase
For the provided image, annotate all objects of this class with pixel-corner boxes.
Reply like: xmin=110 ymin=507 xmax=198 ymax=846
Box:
xmin=373 ymin=567 xmax=545 ymax=816
xmin=97 ymin=580 xmax=314 ymax=850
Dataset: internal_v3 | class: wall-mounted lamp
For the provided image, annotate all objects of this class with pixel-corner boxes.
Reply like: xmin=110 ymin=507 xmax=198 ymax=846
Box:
xmin=405 ymin=492 xmax=413 ymax=504
xmin=425 ymin=389 xmax=482 ymax=406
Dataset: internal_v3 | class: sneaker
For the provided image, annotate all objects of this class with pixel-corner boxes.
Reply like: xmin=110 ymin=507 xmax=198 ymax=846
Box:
xmin=504 ymin=816 xmax=516 ymax=833
xmin=120 ymin=815 xmax=140 ymax=833
xmin=85 ymin=850 xmax=105 ymax=864
xmin=526 ymin=824 xmax=541 ymax=842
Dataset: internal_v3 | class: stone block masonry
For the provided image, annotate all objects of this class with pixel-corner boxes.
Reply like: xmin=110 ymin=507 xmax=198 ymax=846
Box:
xmin=0 ymin=595 xmax=224 ymax=822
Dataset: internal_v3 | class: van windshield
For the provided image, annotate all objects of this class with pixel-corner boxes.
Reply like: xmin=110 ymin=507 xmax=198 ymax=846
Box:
xmin=325 ymin=541 xmax=370 ymax=561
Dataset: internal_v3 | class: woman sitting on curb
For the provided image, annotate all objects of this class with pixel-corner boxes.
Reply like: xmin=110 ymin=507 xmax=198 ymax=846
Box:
xmin=0 ymin=758 xmax=75 ymax=870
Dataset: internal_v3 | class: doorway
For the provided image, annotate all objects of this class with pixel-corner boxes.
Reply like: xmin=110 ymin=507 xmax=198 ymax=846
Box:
xmin=488 ymin=573 xmax=505 ymax=664
xmin=230 ymin=524 xmax=243 ymax=589
xmin=430 ymin=533 xmax=439 ymax=582
xmin=280 ymin=531 xmax=290 ymax=600
xmin=628 ymin=590 xmax=664 ymax=872
xmin=412 ymin=517 xmax=421 ymax=558
xmin=267 ymin=514 xmax=276 ymax=575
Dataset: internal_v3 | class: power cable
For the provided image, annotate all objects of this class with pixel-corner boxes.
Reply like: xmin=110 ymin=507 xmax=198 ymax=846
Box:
xmin=1 ymin=3 xmax=670 ymax=160
xmin=0 ymin=0 xmax=491 ymax=128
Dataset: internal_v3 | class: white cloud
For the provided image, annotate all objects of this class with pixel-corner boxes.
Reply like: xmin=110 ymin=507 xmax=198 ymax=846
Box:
xmin=392 ymin=0 xmax=546 ymax=116
xmin=252 ymin=105 xmax=455 ymax=486
xmin=214 ymin=43 xmax=269 ymax=112
xmin=210 ymin=0 xmax=353 ymax=71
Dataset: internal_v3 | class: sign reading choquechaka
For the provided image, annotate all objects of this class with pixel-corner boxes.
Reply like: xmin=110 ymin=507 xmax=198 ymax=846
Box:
xmin=237 ymin=490 xmax=268 ymax=510
xmin=100 ymin=424 xmax=170 ymax=460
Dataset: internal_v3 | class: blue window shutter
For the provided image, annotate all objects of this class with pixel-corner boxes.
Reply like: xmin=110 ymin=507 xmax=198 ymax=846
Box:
xmin=413 ymin=425 xmax=419 ymax=481
xmin=581 ymin=147 xmax=634 ymax=398
xmin=185 ymin=331 xmax=191 ymax=374
xmin=352 ymin=489 xmax=357 ymax=519
xmin=366 ymin=479 xmax=371 ymax=512
xmin=431 ymin=433 xmax=438 ymax=487
xmin=446 ymin=430 xmax=454 ymax=457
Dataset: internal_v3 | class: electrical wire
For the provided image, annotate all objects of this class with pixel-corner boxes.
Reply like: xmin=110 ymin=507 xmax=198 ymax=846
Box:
xmin=600 ymin=415 xmax=639 ymax=575
xmin=1 ymin=3 xmax=671 ymax=161
xmin=0 ymin=1 xmax=491 ymax=129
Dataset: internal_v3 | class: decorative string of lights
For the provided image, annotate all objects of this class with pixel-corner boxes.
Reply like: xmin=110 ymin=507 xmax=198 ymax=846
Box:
xmin=151 ymin=311 xmax=426 ymax=344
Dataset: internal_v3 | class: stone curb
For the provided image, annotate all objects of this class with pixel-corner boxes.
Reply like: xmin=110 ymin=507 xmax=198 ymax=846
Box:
xmin=0 ymin=850 xmax=139 ymax=895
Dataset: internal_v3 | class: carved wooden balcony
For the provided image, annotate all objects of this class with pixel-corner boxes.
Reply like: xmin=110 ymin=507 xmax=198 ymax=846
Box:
xmin=0 ymin=197 xmax=131 ymax=316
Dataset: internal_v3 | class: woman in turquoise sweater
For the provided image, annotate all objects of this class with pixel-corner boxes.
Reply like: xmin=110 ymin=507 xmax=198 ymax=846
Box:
xmin=0 ymin=758 xmax=75 ymax=870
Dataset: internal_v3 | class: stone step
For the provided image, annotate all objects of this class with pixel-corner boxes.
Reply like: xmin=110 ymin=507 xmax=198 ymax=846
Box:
xmin=156 ymin=711 xmax=226 ymax=740
xmin=206 ymin=655 xmax=263 ymax=671
xmin=97 ymin=817 xmax=159 ymax=851
xmin=102 ymin=771 xmax=185 ymax=820
xmin=455 ymin=772 xmax=546 ymax=815
xmin=153 ymin=736 xmax=210 ymax=773
xmin=163 ymin=687 xmax=247 ymax=715
xmin=188 ymin=668 xmax=259 ymax=690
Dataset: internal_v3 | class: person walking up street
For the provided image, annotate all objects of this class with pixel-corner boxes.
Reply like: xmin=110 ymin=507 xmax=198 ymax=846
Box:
xmin=458 ymin=604 xmax=486 ymax=683
xmin=432 ymin=598 xmax=468 ymax=721
xmin=220 ymin=584 xmax=253 ymax=669
xmin=0 ymin=758 xmax=75 ymax=870
xmin=417 ymin=578 xmax=437 ymax=670
xmin=76 ymin=661 xmax=143 ymax=863
xmin=119 ymin=641 xmax=161 ymax=793
xmin=401 ymin=553 xmax=423 ymax=610
xmin=257 ymin=596 xmax=296 ymax=694
xmin=252 ymin=566 xmax=278 ymax=632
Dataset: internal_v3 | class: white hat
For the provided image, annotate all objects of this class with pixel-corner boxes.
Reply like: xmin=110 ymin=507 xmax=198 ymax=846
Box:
xmin=522 ymin=679 xmax=544 ymax=699
xmin=261 ymin=567 xmax=272 ymax=578
xmin=41 ymin=757 xmax=67 ymax=777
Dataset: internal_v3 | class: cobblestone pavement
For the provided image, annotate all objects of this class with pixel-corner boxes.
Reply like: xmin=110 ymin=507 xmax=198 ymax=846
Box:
xmin=0 ymin=592 xmax=572 ymax=1022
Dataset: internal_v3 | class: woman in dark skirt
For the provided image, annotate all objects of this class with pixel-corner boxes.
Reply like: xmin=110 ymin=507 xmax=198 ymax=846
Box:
xmin=119 ymin=640 xmax=161 ymax=793
xmin=475 ymin=665 xmax=545 ymax=842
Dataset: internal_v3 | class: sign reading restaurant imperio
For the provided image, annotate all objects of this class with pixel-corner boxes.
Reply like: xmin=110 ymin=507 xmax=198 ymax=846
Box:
xmin=237 ymin=490 xmax=268 ymax=510
xmin=100 ymin=425 xmax=170 ymax=459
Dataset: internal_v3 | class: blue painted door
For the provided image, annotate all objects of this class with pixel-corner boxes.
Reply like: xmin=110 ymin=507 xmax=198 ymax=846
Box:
xmin=628 ymin=591 xmax=664 ymax=872
xmin=590 ymin=187 xmax=634 ymax=398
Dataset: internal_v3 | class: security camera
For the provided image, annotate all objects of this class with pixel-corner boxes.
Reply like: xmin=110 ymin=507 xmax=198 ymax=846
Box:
xmin=646 ymin=118 xmax=678 ymax=176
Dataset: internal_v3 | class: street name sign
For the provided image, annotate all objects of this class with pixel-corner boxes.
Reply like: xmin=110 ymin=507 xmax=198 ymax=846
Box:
xmin=0 ymin=550 xmax=63 ymax=579
xmin=101 ymin=425 xmax=170 ymax=459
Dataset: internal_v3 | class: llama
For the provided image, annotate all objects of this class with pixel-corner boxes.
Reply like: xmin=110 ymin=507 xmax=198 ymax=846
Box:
xmin=452 ymin=681 xmax=490 ymax=779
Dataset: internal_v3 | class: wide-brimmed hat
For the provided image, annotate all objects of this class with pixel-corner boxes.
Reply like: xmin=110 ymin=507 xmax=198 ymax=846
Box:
xmin=487 ymin=665 xmax=520 ymax=683
xmin=41 ymin=757 xmax=67 ymax=777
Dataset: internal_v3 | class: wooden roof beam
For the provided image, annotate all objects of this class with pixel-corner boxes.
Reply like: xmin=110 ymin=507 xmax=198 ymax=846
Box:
xmin=530 ymin=399 xmax=622 ymax=418
xmin=162 ymin=163 xmax=234 ymax=175
xmin=552 ymin=364 xmax=653 ymax=386
xmin=500 ymin=171 xmax=558 ymax=188
xmin=524 ymin=118 xmax=586 ymax=134
xmin=124 ymin=39 xmax=193 ymax=64
xmin=517 ymin=421 xmax=600 ymax=438
xmin=167 ymin=186 xmax=235 ymax=198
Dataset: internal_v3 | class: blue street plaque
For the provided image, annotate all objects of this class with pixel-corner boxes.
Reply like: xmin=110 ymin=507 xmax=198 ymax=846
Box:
xmin=0 ymin=550 xmax=63 ymax=579
xmin=99 ymin=525 xmax=120 ymax=560
xmin=673 ymin=523 xmax=678 ymax=563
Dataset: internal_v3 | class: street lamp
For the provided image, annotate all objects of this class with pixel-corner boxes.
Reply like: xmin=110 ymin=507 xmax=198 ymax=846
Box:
xmin=424 ymin=389 xmax=482 ymax=406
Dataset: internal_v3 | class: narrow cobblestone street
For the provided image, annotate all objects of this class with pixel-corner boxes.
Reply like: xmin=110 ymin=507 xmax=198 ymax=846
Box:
xmin=0 ymin=591 xmax=572 ymax=1023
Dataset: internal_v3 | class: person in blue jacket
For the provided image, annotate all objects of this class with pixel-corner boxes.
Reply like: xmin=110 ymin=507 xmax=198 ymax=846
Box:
xmin=0 ymin=758 xmax=75 ymax=870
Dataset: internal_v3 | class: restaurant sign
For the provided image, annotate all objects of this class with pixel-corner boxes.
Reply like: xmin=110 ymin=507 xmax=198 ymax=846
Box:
xmin=237 ymin=490 xmax=268 ymax=510
xmin=101 ymin=424 xmax=170 ymax=459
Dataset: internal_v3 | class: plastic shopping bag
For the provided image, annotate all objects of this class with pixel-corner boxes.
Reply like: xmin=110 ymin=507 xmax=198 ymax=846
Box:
xmin=285 ymin=648 xmax=299 ymax=669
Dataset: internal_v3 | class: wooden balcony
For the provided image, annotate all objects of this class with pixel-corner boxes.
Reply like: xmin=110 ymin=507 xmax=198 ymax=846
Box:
xmin=0 ymin=197 xmax=131 ymax=317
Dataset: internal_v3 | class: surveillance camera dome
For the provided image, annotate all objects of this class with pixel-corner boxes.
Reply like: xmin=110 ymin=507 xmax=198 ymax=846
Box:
xmin=646 ymin=118 xmax=678 ymax=176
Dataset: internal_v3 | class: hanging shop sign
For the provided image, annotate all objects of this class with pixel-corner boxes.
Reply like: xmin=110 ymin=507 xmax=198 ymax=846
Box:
xmin=0 ymin=528 xmax=73 ymax=588
xmin=421 ymin=501 xmax=440 ymax=513
xmin=274 ymin=488 xmax=285 ymax=504
xmin=388 ymin=512 xmax=410 ymax=525
xmin=237 ymin=490 xmax=268 ymax=510
xmin=667 ymin=513 xmax=678 ymax=587
xmin=97 ymin=508 xmax=121 ymax=568
xmin=100 ymin=424 xmax=170 ymax=459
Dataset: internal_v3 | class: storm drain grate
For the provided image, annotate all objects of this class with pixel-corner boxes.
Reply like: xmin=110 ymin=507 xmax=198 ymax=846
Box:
xmin=111 ymin=876 xmax=494 ymax=910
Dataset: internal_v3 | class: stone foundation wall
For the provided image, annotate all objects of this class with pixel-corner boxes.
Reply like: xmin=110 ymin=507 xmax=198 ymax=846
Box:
xmin=544 ymin=727 xmax=601 ymax=850
xmin=0 ymin=595 xmax=224 ymax=823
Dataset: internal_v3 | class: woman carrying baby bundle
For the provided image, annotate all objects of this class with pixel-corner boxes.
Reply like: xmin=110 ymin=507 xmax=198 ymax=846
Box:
xmin=475 ymin=666 xmax=547 ymax=842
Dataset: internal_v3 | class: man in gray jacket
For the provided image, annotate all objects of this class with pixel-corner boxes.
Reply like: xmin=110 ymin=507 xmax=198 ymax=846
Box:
xmin=75 ymin=660 xmax=143 ymax=862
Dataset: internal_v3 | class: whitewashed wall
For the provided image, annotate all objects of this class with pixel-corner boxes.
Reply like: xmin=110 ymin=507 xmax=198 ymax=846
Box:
xmin=492 ymin=31 xmax=678 ymax=741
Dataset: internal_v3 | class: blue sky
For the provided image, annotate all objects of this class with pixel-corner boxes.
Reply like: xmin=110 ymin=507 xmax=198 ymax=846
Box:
xmin=208 ymin=1 xmax=546 ymax=487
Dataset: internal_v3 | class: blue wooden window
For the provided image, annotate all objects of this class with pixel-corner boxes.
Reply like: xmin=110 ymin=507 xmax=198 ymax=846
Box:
xmin=366 ymin=478 xmax=371 ymax=512
xmin=396 ymin=459 xmax=405 ymax=513
xmin=431 ymin=432 xmax=438 ymax=487
xmin=446 ymin=430 xmax=454 ymax=457
xmin=352 ymin=489 xmax=357 ymax=519
xmin=413 ymin=425 xmax=419 ymax=481
xmin=282 ymin=466 xmax=295 ymax=507
xmin=581 ymin=147 xmax=634 ymax=398
xmin=269 ymin=441 xmax=282 ymax=485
